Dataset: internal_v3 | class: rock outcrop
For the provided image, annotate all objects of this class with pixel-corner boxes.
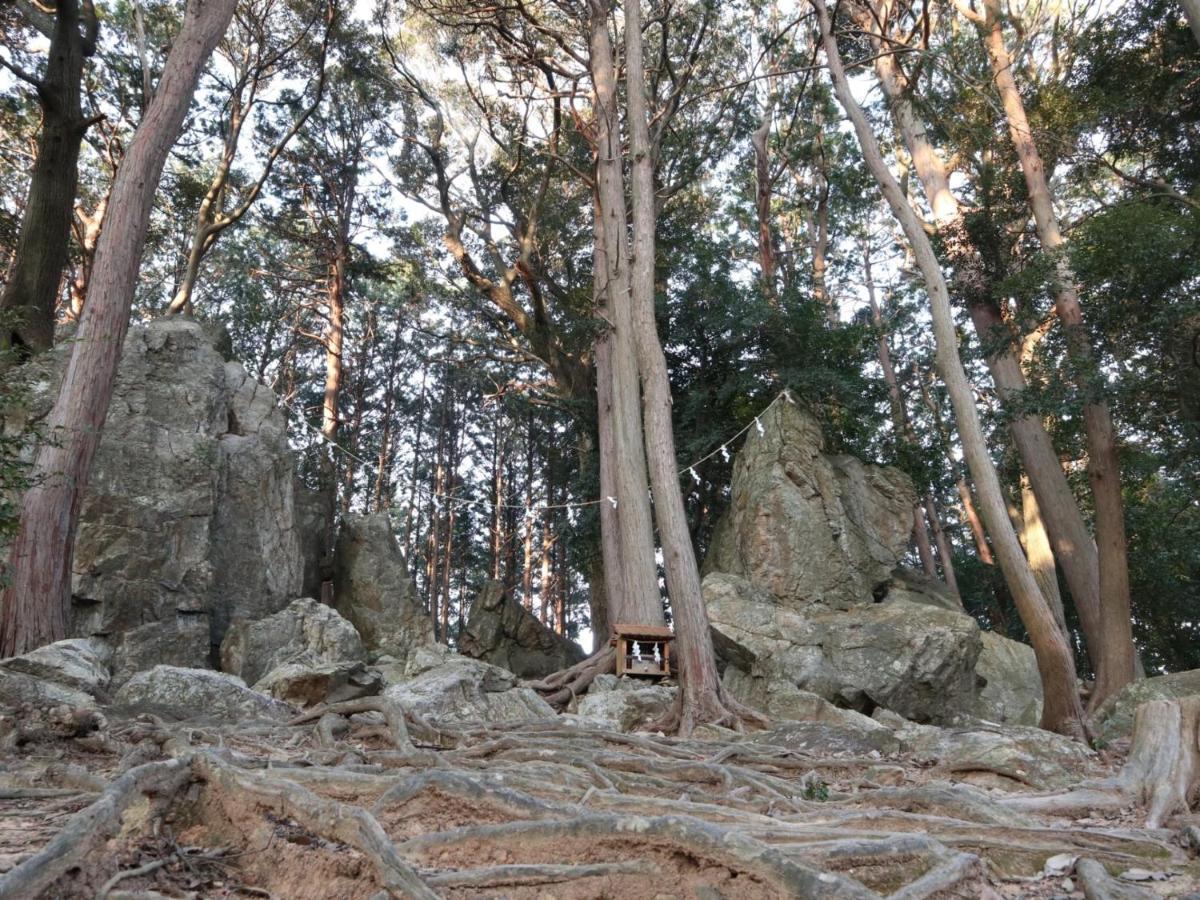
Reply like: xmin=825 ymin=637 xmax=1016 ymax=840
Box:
xmin=573 ymin=674 xmax=676 ymax=732
xmin=703 ymin=404 xmax=1042 ymax=726
xmin=704 ymin=402 xmax=917 ymax=609
xmin=974 ymin=631 xmax=1043 ymax=726
xmin=8 ymin=319 xmax=325 ymax=685
xmin=220 ymin=597 xmax=365 ymax=687
xmin=706 ymin=573 xmax=981 ymax=722
xmin=383 ymin=653 xmax=555 ymax=727
xmin=112 ymin=665 xmax=295 ymax=722
xmin=332 ymin=513 xmax=435 ymax=663
xmin=459 ymin=580 xmax=585 ymax=678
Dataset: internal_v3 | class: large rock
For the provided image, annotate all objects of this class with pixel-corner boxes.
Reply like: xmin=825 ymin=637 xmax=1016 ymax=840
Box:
xmin=1092 ymin=669 xmax=1200 ymax=743
xmin=573 ymin=675 xmax=676 ymax=732
xmin=706 ymin=573 xmax=981 ymax=723
xmin=703 ymin=402 xmax=917 ymax=609
xmin=220 ymin=597 xmax=365 ymax=687
xmin=332 ymin=514 xmax=434 ymax=663
xmin=8 ymin=319 xmax=317 ymax=684
xmin=459 ymin=580 xmax=585 ymax=678
xmin=722 ymin=668 xmax=901 ymax=753
xmin=973 ymin=631 xmax=1043 ymax=726
xmin=883 ymin=567 xmax=964 ymax=612
xmin=383 ymin=655 xmax=555 ymax=727
xmin=113 ymin=665 xmax=295 ymax=721
xmin=253 ymin=661 xmax=381 ymax=708
xmin=0 ymin=638 xmax=111 ymax=696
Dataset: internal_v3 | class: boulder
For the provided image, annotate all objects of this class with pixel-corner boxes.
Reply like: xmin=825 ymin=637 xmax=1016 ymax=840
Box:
xmin=973 ymin=631 xmax=1043 ymax=726
xmin=459 ymin=580 xmax=585 ymax=678
xmin=876 ymin=710 xmax=1094 ymax=790
xmin=703 ymin=402 xmax=916 ymax=609
xmin=8 ymin=319 xmax=314 ymax=684
xmin=1092 ymin=669 xmax=1200 ymax=743
xmin=0 ymin=670 xmax=98 ymax=712
xmin=706 ymin=573 xmax=981 ymax=723
xmin=254 ymin=661 xmax=381 ymax=708
xmin=883 ymin=567 xmax=964 ymax=612
xmin=722 ymin=667 xmax=901 ymax=753
xmin=383 ymin=655 xmax=555 ymax=727
xmin=220 ymin=597 xmax=365 ymax=687
xmin=332 ymin=513 xmax=435 ymax=662
xmin=573 ymin=675 xmax=675 ymax=732
xmin=112 ymin=665 xmax=295 ymax=722
xmin=0 ymin=638 xmax=111 ymax=696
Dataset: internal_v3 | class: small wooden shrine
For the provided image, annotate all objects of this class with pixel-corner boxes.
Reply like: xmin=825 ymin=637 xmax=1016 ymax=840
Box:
xmin=610 ymin=623 xmax=674 ymax=678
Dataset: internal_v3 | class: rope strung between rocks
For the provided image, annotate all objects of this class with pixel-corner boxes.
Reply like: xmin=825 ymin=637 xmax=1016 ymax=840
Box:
xmin=276 ymin=389 xmax=796 ymax=515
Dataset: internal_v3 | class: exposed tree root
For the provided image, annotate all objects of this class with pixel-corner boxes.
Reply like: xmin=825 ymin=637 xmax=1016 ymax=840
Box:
xmin=0 ymin=757 xmax=192 ymax=898
xmin=1004 ymin=698 xmax=1200 ymax=828
xmin=1075 ymin=857 xmax=1158 ymax=900
xmin=525 ymin=645 xmax=616 ymax=707
xmin=2 ymin=703 xmax=1195 ymax=898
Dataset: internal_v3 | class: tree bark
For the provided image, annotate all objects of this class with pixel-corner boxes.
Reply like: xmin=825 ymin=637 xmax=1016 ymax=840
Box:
xmin=0 ymin=0 xmax=98 ymax=360
xmin=1021 ymin=474 xmax=1069 ymax=642
xmin=0 ymin=0 xmax=237 ymax=656
xmin=624 ymin=0 xmax=759 ymax=734
xmin=588 ymin=0 xmax=663 ymax=629
xmin=815 ymin=0 xmax=1085 ymax=737
xmin=926 ymin=493 xmax=961 ymax=600
xmin=973 ymin=0 xmax=1135 ymax=707
xmin=858 ymin=5 xmax=1105 ymax=667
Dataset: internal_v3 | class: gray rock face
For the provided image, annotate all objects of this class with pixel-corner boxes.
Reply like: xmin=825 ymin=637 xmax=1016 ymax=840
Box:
xmin=1092 ymin=668 xmax=1200 ymax=743
xmin=383 ymin=655 xmax=555 ymax=727
xmin=332 ymin=514 xmax=434 ymax=663
xmin=573 ymin=675 xmax=675 ymax=732
xmin=0 ymin=638 xmax=111 ymax=696
xmin=253 ymin=661 xmax=381 ymax=708
xmin=113 ymin=665 xmax=295 ymax=721
xmin=974 ymin=631 xmax=1043 ymax=726
xmin=459 ymin=580 xmax=585 ymax=678
xmin=883 ymin=567 xmax=964 ymax=612
xmin=703 ymin=402 xmax=916 ymax=609
xmin=706 ymin=573 xmax=981 ymax=723
xmin=220 ymin=597 xmax=365 ymax=687
xmin=722 ymin=667 xmax=900 ymax=752
xmin=11 ymin=319 xmax=314 ymax=684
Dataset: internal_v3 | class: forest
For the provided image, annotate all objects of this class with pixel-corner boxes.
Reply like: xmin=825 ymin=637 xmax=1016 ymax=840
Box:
xmin=0 ymin=0 xmax=1199 ymax=894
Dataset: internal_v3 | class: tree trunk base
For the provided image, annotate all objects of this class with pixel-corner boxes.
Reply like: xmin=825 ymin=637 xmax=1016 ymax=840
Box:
xmin=1005 ymin=698 xmax=1200 ymax=828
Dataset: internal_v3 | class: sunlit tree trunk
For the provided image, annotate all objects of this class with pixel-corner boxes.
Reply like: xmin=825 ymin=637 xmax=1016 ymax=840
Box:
xmin=970 ymin=0 xmax=1135 ymax=707
xmin=860 ymin=5 xmax=1104 ymax=667
xmin=815 ymin=0 xmax=1085 ymax=737
xmin=0 ymin=0 xmax=237 ymax=655
xmin=588 ymin=0 xmax=663 ymax=629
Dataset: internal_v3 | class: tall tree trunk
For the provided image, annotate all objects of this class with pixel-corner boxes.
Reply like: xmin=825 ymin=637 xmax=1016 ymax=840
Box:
xmin=859 ymin=8 xmax=1105 ymax=667
xmin=0 ymin=0 xmax=237 ymax=656
xmin=956 ymin=477 xmax=994 ymax=565
xmin=925 ymin=493 xmax=961 ymax=599
xmin=751 ymin=116 xmax=778 ymax=303
xmin=321 ymin=240 xmax=347 ymax=503
xmin=0 ymin=0 xmax=98 ymax=360
xmin=913 ymin=508 xmax=938 ymax=578
xmin=1021 ymin=474 xmax=1069 ymax=641
xmin=588 ymin=0 xmax=663 ymax=629
xmin=973 ymin=0 xmax=1135 ymax=706
xmin=625 ymin=0 xmax=755 ymax=734
xmin=814 ymin=0 xmax=1085 ymax=737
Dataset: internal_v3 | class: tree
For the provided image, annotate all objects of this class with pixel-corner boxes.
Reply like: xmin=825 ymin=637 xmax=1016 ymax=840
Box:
xmin=812 ymin=0 xmax=1086 ymax=737
xmin=0 ymin=0 xmax=237 ymax=656
xmin=956 ymin=0 xmax=1137 ymax=707
xmin=0 ymin=0 xmax=99 ymax=359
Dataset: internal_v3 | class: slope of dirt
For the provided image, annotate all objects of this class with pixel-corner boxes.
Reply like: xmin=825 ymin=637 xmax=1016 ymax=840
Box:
xmin=0 ymin=704 xmax=1196 ymax=899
